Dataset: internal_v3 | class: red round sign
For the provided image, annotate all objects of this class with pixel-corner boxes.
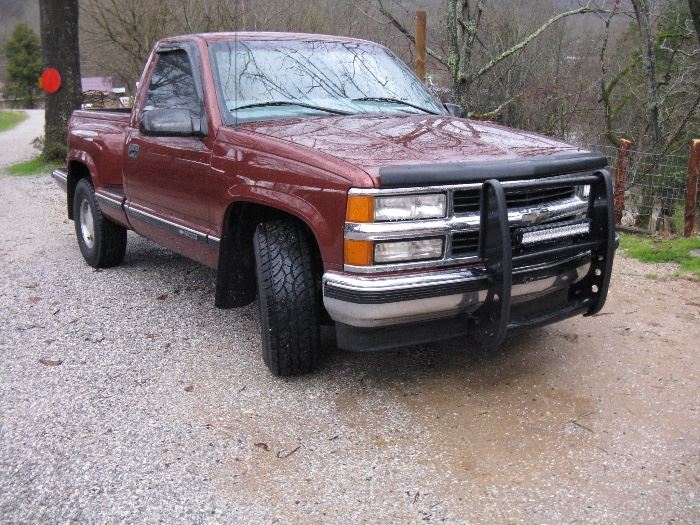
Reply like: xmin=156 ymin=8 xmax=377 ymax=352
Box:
xmin=39 ymin=68 xmax=62 ymax=94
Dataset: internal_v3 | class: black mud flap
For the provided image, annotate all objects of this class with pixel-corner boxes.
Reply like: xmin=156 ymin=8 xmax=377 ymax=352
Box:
xmin=469 ymin=179 xmax=512 ymax=347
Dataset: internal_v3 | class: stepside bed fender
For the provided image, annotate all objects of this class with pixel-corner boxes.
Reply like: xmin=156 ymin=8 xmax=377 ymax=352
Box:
xmin=65 ymin=151 xmax=102 ymax=220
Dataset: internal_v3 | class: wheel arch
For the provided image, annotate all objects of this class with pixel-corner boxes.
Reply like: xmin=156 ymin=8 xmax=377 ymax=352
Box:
xmin=215 ymin=199 xmax=324 ymax=309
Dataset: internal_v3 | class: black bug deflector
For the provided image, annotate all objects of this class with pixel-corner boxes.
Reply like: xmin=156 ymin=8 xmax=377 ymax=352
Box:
xmin=468 ymin=169 xmax=615 ymax=345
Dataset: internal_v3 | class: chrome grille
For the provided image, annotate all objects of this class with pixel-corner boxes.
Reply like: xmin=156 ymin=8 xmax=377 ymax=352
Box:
xmin=453 ymin=186 xmax=576 ymax=214
xmin=451 ymin=231 xmax=480 ymax=256
xmin=505 ymin=186 xmax=576 ymax=207
xmin=345 ymin=177 xmax=591 ymax=273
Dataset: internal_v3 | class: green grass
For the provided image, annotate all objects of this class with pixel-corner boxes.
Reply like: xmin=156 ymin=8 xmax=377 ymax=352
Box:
xmin=7 ymin=157 xmax=63 ymax=176
xmin=619 ymin=234 xmax=700 ymax=278
xmin=0 ymin=110 xmax=28 ymax=132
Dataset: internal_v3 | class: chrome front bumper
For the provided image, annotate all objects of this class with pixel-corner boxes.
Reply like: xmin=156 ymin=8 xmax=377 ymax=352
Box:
xmin=323 ymin=253 xmax=591 ymax=328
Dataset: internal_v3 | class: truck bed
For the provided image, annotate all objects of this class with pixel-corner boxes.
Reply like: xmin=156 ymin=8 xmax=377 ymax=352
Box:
xmin=68 ymin=110 xmax=131 ymax=188
xmin=72 ymin=108 xmax=131 ymax=122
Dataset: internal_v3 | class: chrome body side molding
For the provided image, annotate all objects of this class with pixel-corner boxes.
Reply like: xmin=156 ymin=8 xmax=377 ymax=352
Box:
xmin=94 ymin=191 xmax=123 ymax=210
xmin=123 ymin=204 xmax=219 ymax=248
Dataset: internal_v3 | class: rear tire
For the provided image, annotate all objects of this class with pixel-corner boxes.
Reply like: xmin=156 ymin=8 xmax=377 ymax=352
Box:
xmin=253 ymin=219 xmax=321 ymax=376
xmin=73 ymin=178 xmax=127 ymax=268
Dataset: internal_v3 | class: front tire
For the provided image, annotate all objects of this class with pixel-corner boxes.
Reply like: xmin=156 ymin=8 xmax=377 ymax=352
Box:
xmin=253 ymin=219 xmax=321 ymax=376
xmin=73 ymin=178 xmax=127 ymax=268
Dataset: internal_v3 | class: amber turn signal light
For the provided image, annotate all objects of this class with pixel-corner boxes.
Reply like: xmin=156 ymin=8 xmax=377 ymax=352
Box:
xmin=344 ymin=239 xmax=373 ymax=266
xmin=346 ymin=195 xmax=374 ymax=223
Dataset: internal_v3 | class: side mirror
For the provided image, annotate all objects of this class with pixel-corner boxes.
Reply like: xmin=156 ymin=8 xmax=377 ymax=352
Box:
xmin=140 ymin=108 xmax=207 ymax=137
xmin=444 ymin=103 xmax=462 ymax=117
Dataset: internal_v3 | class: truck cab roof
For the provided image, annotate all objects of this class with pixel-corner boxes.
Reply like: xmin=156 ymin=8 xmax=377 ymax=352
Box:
xmin=159 ymin=31 xmax=377 ymax=46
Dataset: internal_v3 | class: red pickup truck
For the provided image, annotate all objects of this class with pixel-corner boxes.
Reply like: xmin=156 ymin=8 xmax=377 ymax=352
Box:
xmin=52 ymin=32 xmax=616 ymax=376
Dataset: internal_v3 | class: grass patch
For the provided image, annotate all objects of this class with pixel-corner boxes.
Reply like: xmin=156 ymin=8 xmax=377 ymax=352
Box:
xmin=619 ymin=234 xmax=700 ymax=278
xmin=7 ymin=157 xmax=63 ymax=176
xmin=0 ymin=110 xmax=28 ymax=132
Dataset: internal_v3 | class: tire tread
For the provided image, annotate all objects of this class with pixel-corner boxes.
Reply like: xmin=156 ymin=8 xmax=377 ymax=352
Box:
xmin=254 ymin=220 xmax=321 ymax=376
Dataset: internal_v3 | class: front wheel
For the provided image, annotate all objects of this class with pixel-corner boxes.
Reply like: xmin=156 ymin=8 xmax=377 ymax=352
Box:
xmin=73 ymin=178 xmax=127 ymax=268
xmin=253 ymin=219 xmax=321 ymax=376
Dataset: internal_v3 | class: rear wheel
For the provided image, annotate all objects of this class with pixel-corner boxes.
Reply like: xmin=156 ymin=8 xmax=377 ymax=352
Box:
xmin=253 ymin=219 xmax=321 ymax=376
xmin=73 ymin=178 xmax=127 ymax=268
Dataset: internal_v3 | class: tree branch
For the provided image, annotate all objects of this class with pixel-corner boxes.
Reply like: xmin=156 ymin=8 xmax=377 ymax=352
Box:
xmin=470 ymin=6 xmax=615 ymax=83
xmin=467 ymin=96 xmax=515 ymax=120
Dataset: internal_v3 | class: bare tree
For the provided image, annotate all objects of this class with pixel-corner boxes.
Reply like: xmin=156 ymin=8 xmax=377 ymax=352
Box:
xmin=631 ymin=0 xmax=662 ymax=147
xmin=690 ymin=0 xmax=700 ymax=44
xmin=74 ymin=0 xmax=696 ymax=156
xmin=79 ymin=0 xmax=375 ymax=88
xmin=600 ymin=0 xmax=699 ymax=152
xmin=598 ymin=1 xmax=638 ymax=146
xmin=375 ymin=0 xmax=615 ymax=116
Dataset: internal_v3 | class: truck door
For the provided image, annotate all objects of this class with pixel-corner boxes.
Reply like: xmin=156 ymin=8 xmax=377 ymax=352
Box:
xmin=124 ymin=45 xmax=216 ymax=266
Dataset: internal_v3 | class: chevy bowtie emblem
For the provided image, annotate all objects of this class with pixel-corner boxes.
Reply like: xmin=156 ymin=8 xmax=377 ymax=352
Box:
xmin=521 ymin=208 xmax=550 ymax=225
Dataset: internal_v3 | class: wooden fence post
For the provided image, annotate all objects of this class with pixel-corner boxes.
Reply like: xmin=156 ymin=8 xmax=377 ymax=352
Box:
xmin=614 ymin=139 xmax=632 ymax=225
xmin=685 ymin=139 xmax=700 ymax=237
xmin=415 ymin=11 xmax=427 ymax=83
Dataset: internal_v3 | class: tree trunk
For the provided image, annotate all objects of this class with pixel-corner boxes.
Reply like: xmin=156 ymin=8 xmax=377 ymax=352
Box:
xmin=631 ymin=0 xmax=662 ymax=148
xmin=39 ymin=0 xmax=82 ymax=161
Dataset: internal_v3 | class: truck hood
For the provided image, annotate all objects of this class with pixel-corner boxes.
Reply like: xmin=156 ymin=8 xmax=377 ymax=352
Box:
xmin=239 ymin=114 xmax=589 ymax=185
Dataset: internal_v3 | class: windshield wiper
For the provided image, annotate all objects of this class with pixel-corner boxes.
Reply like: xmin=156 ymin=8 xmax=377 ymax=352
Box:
xmin=351 ymin=97 xmax=439 ymax=115
xmin=231 ymin=100 xmax=352 ymax=115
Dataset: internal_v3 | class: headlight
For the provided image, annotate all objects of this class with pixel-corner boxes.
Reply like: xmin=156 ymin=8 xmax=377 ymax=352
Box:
xmin=374 ymin=194 xmax=446 ymax=221
xmin=374 ymin=238 xmax=444 ymax=263
xmin=346 ymin=193 xmax=447 ymax=222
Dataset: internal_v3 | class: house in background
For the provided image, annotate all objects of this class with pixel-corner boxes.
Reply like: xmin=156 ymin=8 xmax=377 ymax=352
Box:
xmin=81 ymin=76 xmax=113 ymax=93
xmin=81 ymin=76 xmax=130 ymax=108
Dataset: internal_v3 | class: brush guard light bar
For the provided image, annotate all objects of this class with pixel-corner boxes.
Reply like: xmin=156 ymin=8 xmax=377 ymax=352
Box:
xmin=469 ymin=170 xmax=615 ymax=348
xmin=515 ymin=219 xmax=591 ymax=246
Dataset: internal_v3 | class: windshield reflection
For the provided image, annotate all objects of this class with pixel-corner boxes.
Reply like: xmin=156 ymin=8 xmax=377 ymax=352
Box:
xmin=210 ymin=39 xmax=445 ymax=123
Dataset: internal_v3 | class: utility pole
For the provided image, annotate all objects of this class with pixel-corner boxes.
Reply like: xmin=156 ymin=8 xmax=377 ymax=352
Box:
xmin=415 ymin=10 xmax=427 ymax=83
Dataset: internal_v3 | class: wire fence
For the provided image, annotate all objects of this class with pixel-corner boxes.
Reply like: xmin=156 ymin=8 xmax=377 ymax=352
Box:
xmin=590 ymin=142 xmax=698 ymax=234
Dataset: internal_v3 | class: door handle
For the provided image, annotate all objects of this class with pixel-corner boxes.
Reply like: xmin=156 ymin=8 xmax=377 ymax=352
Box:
xmin=128 ymin=143 xmax=139 ymax=159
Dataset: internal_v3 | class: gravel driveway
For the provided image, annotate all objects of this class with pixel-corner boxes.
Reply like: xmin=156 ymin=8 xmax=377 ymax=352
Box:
xmin=0 ymin=110 xmax=44 ymax=166
xmin=1 ymin=172 xmax=698 ymax=524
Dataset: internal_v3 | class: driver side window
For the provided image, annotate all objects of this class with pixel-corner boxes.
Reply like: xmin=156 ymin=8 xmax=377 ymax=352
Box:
xmin=144 ymin=50 xmax=201 ymax=115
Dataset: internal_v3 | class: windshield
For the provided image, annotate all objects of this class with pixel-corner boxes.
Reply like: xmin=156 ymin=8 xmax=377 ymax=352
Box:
xmin=210 ymin=39 xmax=446 ymax=123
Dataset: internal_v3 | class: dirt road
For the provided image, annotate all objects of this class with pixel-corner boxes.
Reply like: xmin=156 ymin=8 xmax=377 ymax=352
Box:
xmin=0 ymin=109 xmax=44 ymax=166
xmin=1 ymin=172 xmax=698 ymax=523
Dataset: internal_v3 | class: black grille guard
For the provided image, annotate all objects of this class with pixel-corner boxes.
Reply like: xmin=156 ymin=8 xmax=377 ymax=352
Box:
xmin=469 ymin=169 xmax=615 ymax=347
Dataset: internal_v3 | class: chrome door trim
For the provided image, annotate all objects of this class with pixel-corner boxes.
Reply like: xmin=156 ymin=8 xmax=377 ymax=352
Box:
xmin=124 ymin=203 xmax=218 ymax=248
xmin=94 ymin=192 xmax=123 ymax=211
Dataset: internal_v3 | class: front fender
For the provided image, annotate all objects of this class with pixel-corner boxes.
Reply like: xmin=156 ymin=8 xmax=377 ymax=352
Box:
xmin=223 ymin=183 xmax=345 ymax=269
